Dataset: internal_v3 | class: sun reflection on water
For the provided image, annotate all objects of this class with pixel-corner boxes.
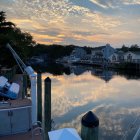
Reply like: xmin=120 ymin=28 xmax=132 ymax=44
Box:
xmin=43 ymin=71 xmax=140 ymax=140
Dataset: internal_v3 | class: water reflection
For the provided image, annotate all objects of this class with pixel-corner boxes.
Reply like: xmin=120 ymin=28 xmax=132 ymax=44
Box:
xmin=37 ymin=63 xmax=140 ymax=80
xmin=42 ymin=64 xmax=140 ymax=140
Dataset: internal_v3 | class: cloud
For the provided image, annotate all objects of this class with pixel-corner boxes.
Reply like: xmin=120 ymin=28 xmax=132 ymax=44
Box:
xmin=89 ymin=0 xmax=140 ymax=9
xmin=89 ymin=0 xmax=122 ymax=9
xmin=7 ymin=0 xmax=121 ymax=45
xmin=123 ymin=0 xmax=140 ymax=5
xmin=89 ymin=0 xmax=109 ymax=8
xmin=0 ymin=0 xmax=140 ymax=46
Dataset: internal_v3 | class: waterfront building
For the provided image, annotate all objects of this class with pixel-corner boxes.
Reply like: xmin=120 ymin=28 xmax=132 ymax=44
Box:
xmin=91 ymin=44 xmax=115 ymax=60
xmin=70 ymin=47 xmax=87 ymax=59
xmin=109 ymin=51 xmax=124 ymax=63
xmin=123 ymin=51 xmax=140 ymax=63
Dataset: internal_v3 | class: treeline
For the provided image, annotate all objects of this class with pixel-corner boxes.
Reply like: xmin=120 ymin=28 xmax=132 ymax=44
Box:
xmin=32 ymin=44 xmax=74 ymax=60
xmin=0 ymin=11 xmax=82 ymax=67
xmin=118 ymin=44 xmax=140 ymax=52
xmin=0 ymin=11 xmax=140 ymax=68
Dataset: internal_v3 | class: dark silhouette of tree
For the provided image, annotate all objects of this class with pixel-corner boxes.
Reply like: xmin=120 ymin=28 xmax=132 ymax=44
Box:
xmin=0 ymin=11 xmax=15 ymax=34
xmin=129 ymin=44 xmax=140 ymax=51
xmin=0 ymin=11 xmax=35 ymax=67
xmin=121 ymin=44 xmax=129 ymax=52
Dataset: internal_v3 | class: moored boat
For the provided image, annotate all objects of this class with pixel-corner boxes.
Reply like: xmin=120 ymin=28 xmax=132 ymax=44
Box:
xmin=0 ymin=76 xmax=20 ymax=99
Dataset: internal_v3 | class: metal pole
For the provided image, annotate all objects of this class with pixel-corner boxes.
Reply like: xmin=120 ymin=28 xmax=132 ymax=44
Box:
xmin=30 ymin=73 xmax=37 ymax=124
xmin=22 ymin=72 xmax=27 ymax=99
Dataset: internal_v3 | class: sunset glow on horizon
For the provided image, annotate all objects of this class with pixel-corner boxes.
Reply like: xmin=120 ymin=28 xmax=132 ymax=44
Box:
xmin=0 ymin=0 xmax=140 ymax=47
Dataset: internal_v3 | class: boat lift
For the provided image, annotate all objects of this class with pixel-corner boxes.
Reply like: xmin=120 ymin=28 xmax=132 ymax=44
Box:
xmin=6 ymin=43 xmax=37 ymax=124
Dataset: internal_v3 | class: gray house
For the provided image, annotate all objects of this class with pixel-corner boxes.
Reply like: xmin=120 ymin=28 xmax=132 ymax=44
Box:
xmin=91 ymin=44 xmax=115 ymax=60
xmin=109 ymin=51 xmax=124 ymax=63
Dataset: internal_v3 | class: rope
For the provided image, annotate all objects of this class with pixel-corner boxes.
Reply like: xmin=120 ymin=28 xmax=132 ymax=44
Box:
xmin=121 ymin=116 xmax=140 ymax=140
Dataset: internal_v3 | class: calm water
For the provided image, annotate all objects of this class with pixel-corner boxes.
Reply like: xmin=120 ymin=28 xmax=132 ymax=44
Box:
xmin=42 ymin=64 xmax=140 ymax=140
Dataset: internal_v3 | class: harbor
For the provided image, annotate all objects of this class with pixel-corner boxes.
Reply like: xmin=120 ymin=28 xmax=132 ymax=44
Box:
xmin=1 ymin=1 xmax=140 ymax=139
xmin=0 ymin=42 xmax=140 ymax=140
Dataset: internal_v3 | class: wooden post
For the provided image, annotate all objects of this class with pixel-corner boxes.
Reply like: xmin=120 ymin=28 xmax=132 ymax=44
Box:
xmin=43 ymin=77 xmax=51 ymax=140
xmin=81 ymin=111 xmax=99 ymax=140
xmin=37 ymin=72 xmax=42 ymax=122
xmin=22 ymin=72 xmax=28 ymax=99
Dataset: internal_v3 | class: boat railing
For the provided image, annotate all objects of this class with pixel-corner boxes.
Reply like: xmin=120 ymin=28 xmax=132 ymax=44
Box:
xmin=32 ymin=121 xmax=44 ymax=140
xmin=121 ymin=116 xmax=140 ymax=140
xmin=133 ymin=127 xmax=140 ymax=140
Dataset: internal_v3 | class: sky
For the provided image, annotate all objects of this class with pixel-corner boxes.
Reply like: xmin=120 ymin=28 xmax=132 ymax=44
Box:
xmin=0 ymin=0 xmax=140 ymax=48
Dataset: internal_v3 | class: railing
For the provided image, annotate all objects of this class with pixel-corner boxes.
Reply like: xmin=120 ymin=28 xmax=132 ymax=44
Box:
xmin=123 ymin=59 xmax=140 ymax=64
xmin=32 ymin=121 xmax=44 ymax=140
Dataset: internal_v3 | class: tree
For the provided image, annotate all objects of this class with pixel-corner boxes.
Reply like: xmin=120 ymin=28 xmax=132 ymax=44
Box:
xmin=0 ymin=11 xmax=35 ymax=67
xmin=121 ymin=44 xmax=129 ymax=52
xmin=129 ymin=44 xmax=140 ymax=51
xmin=0 ymin=11 xmax=15 ymax=35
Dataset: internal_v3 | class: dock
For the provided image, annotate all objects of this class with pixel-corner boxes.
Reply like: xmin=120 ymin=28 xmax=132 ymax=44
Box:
xmin=0 ymin=74 xmax=43 ymax=140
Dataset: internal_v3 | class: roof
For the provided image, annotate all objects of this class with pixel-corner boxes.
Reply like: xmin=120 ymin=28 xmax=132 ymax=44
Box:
xmin=92 ymin=44 xmax=112 ymax=50
xmin=124 ymin=51 xmax=140 ymax=55
xmin=92 ymin=46 xmax=106 ymax=50
xmin=132 ymin=51 xmax=140 ymax=55
xmin=115 ymin=51 xmax=125 ymax=55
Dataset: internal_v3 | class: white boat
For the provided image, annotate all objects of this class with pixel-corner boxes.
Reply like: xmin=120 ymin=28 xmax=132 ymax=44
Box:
xmin=0 ymin=76 xmax=20 ymax=99
xmin=48 ymin=128 xmax=82 ymax=140
xmin=0 ymin=76 xmax=8 ymax=90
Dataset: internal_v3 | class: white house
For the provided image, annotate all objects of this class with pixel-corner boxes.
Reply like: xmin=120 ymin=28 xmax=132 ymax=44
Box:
xmin=109 ymin=51 xmax=124 ymax=63
xmin=92 ymin=44 xmax=115 ymax=60
xmin=60 ymin=47 xmax=87 ymax=63
xmin=123 ymin=51 xmax=140 ymax=63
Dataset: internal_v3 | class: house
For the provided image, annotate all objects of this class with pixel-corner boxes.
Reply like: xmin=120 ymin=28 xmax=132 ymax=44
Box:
xmin=123 ymin=51 xmax=140 ymax=63
xmin=70 ymin=47 xmax=87 ymax=59
xmin=109 ymin=51 xmax=124 ymax=63
xmin=91 ymin=44 xmax=115 ymax=60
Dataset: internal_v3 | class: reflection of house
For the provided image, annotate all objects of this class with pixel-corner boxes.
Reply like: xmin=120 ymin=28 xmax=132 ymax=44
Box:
xmin=70 ymin=65 xmax=87 ymax=75
xmin=123 ymin=51 xmax=140 ymax=63
xmin=109 ymin=51 xmax=124 ymax=63
xmin=91 ymin=68 xmax=116 ymax=82
xmin=92 ymin=44 xmax=115 ymax=60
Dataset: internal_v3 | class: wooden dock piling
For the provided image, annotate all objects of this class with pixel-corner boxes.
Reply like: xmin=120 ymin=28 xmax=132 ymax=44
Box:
xmin=22 ymin=72 xmax=28 ymax=99
xmin=37 ymin=72 xmax=42 ymax=122
xmin=81 ymin=111 xmax=99 ymax=140
xmin=42 ymin=77 xmax=51 ymax=140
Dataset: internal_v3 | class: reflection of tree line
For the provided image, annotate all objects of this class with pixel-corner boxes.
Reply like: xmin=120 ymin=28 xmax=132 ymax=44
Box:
xmin=35 ymin=63 xmax=140 ymax=81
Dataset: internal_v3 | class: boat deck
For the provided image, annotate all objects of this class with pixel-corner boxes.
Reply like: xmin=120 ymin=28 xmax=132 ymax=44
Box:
xmin=0 ymin=98 xmax=31 ymax=109
xmin=0 ymin=131 xmax=43 ymax=140
xmin=0 ymin=74 xmax=37 ymax=140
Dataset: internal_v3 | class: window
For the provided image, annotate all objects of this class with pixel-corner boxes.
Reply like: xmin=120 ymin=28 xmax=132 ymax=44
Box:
xmin=112 ymin=55 xmax=116 ymax=61
xmin=127 ymin=54 xmax=132 ymax=61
